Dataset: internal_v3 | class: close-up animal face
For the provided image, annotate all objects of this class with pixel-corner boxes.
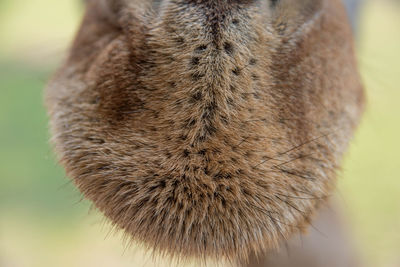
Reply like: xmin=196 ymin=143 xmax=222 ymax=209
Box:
xmin=45 ymin=0 xmax=364 ymax=263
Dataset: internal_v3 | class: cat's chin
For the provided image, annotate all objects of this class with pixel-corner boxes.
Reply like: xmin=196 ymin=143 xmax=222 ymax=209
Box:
xmin=45 ymin=0 xmax=364 ymax=262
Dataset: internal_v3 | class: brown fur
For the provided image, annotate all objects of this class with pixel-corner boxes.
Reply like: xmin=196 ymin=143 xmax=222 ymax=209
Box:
xmin=45 ymin=0 xmax=364 ymax=263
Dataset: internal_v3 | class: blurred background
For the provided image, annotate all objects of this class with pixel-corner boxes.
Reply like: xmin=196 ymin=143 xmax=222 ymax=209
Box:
xmin=0 ymin=0 xmax=399 ymax=266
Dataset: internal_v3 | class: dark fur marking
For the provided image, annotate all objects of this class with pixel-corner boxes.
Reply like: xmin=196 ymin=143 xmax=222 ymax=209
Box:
xmin=276 ymin=22 xmax=287 ymax=34
xmin=189 ymin=119 xmax=197 ymax=126
xmin=205 ymin=123 xmax=217 ymax=135
xmin=249 ymin=58 xmax=257 ymax=65
xmin=202 ymin=102 xmax=217 ymax=121
xmin=232 ymin=67 xmax=241 ymax=76
xmin=197 ymin=134 xmax=207 ymax=143
xmin=198 ymin=149 xmax=207 ymax=156
xmin=224 ymin=42 xmax=234 ymax=55
xmin=195 ymin=45 xmax=208 ymax=52
xmin=227 ymin=97 xmax=235 ymax=107
xmin=191 ymin=72 xmax=205 ymax=81
xmin=270 ymin=0 xmax=279 ymax=8
xmin=191 ymin=57 xmax=200 ymax=66
xmin=192 ymin=91 xmax=203 ymax=102
xmin=175 ymin=36 xmax=185 ymax=44
xmin=185 ymin=118 xmax=197 ymax=127
xmin=221 ymin=115 xmax=229 ymax=125
xmin=214 ymin=172 xmax=224 ymax=180
xmin=251 ymin=74 xmax=259 ymax=81
xmin=221 ymin=198 xmax=227 ymax=207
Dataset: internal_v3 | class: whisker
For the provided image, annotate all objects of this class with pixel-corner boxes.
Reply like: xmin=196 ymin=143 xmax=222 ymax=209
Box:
xmin=235 ymin=136 xmax=249 ymax=148
xmin=275 ymin=195 xmax=307 ymax=215
xmin=252 ymin=131 xmax=338 ymax=169
xmin=276 ymin=196 xmax=329 ymax=238
xmin=248 ymin=203 xmax=302 ymax=230
xmin=290 ymin=187 xmax=313 ymax=195
xmin=306 ymin=218 xmax=329 ymax=239
xmin=277 ymin=132 xmax=334 ymax=157
xmin=275 ymin=193 xmax=328 ymax=200
xmin=58 ymin=178 xmax=74 ymax=190
xmin=273 ymin=153 xmax=313 ymax=167
xmin=252 ymin=156 xmax=276 ymax=169
xmin=273 ymin=167 xmax=316 ymax=181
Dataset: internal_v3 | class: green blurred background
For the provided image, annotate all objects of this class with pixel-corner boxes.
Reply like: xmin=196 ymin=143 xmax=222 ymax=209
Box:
xmin=0 ymin=0 xmax=399 ymax=266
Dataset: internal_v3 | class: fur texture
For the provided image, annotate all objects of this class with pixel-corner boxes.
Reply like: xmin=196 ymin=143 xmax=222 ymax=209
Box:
xmin=45 ymin=0 xmax=364 ymax=263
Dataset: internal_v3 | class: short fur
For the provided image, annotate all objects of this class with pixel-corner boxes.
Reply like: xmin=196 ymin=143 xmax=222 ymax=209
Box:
xmin=45 ymin=0 xmax=364 ymax=263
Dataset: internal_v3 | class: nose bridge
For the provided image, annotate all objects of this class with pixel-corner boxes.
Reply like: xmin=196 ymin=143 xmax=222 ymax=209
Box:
xmin=170 ymin=0 xmax=256 ymax=43
xmin=188 ymin=0 xmax=233 ymax=41
xmin=153 ymin=0 xmax=260 ymax=84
